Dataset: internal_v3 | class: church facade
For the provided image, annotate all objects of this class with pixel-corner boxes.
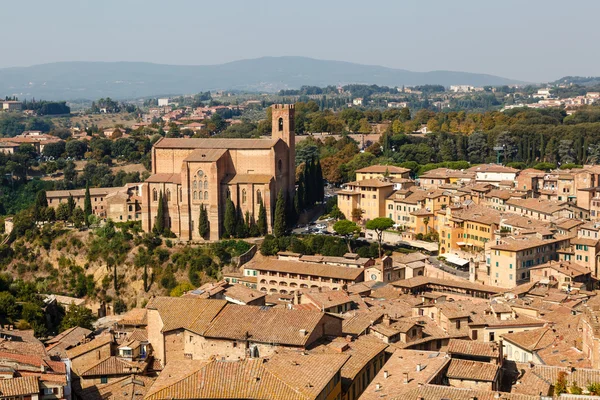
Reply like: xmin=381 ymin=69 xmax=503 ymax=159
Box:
xmin=141 ymin=104 xmax=296 ymax=241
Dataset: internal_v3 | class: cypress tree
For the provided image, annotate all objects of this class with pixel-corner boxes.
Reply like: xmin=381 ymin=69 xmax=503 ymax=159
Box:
xmin=294 ymin=188 xmax=302 ymax=218
xmin=153 ymin=191 xmax=165 ymax=235
xmin=257 ymin=199 xmax=267 ymax=236
xmin=273 ymin=190 xmax=286 ymax=238
xmin=315 ymin=160 xmax=324 ymax=202
xmin=303 ymin=160 xmax=312 ymax=208
xmin=235 ymin=204 xmax=247 ymax=238
xmin=34 ymin=190 xmax=48 ymax=221
xmin=297 ymin=180 xmax=305 ymax=212
xmin=84 ymin=181 xmax=92 ymax=225
xmin=199 ymin=204 xmax=209 ymax=239
xmin=67 ymin=195 xmax=76 ymax=218
xmin=223 ymin=198 xmax=236 ymax=237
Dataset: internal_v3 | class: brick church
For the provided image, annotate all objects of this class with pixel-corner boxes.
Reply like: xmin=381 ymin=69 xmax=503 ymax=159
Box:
xmin=141 ymin=104 xmax=296 ymax=240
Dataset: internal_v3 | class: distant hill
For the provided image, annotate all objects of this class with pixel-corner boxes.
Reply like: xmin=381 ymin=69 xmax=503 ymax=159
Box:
xmin=552 ymin=76 xmax=600 ymax=86
xmin=0 ymin=56 xmax=523 ymax=100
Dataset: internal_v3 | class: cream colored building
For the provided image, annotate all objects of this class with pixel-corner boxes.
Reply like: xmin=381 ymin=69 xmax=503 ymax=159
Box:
xmin=337 ymin=179 xmax=394 ymax=222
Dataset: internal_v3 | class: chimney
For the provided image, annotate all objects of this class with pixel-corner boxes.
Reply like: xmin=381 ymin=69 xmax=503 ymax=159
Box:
xmin=403 ymin=372 xmax=409 ymax=384
xmin=416 ymin=363 xmax=422 ymax=372
xmin=383 ymin=314 xmax=391 ymax=326
xmin=384 ymin=370 xmax=389 ymax=379
xmin=375 ymin=383 xmax=382 ymax=390
xmin=345 ymin=335 xmax=353 ymax=343
xmin=299 ymin=329 xmax=307 ymax=336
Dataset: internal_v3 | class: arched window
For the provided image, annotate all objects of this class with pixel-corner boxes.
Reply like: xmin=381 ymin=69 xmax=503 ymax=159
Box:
xmin=166 ymin=190 xmax=171 ymax=202
xmin=152 ymin=189 xmax=157 ymax=202
xmin=204 ymin=180 xmax=208 ymax=189
xmin=256 ymin=190 xmax=262 ymax=205
xmin=242 ymin=189 xmax=247 ymax=204
xmin=193 ymin=191 xmax=197 ymax=200
xmin=278 ymin=117 xmax=284 ymax=131
xmin=204 ymin=191 xmax=208 ymax=200
xmin=193 ymin=181 xmax=197 ymax=189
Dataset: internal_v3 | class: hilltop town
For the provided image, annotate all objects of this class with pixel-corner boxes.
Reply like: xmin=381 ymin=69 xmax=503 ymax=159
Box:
xmin=3 ymin=94 xmax=600 ymax=400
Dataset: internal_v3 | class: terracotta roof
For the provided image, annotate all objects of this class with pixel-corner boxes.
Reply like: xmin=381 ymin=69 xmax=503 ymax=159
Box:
xmin=502 ymin=327 xmax=555 ymax=351
xmin=145 ymin=353 xmax=348 ymax=400
xmin=571 ymin=237 xmax=600 ymax=246
xmin=118 ymin=308 xmax=148 ymax=326
xmin=302 ymin=289 xmax=353 ymax=309
xmin=446 ymin=339 xmax=500 ymax=358
xmin=446 ymin=359 xmax=499 ymax=381
xmin=468 ymin=164 xmax=519 ymax=173
xmin=506 ymin=198 xmax=570 ymax=215
xmin=530 ymin=260 xmax=590 ymax=277
xmin=395 ymin=384 xmax=539 ymax=400
xmin=345 ymin=178 xmax=394 ymax=188
xmin=80 ymin=374 xmax=155 ymax=400
xmin=518 ymin=365 xmax=600 ymax=392
xmin=182 ymin=148 xmax=228 ymax=162
xmin=0 ymin=376 xmax=39 ymax=397
xmin=80 ymin=356 xmax=147 ymax=377
xmin=356 ymin=165 xmax=410 ymax=174
xmin=146 ymin=297 xmax=227 ymax=334
xmin=144 ymin=173 xmax=181 ymax=184
xmin=154 ymin=137 xmax=279 ymax=149
xmin=46 ymin=187 xmax=123 ymax=198
xmin=222 ymin=284 xmax=266 ymax=304
xmin=203 ymin=304 xmax=330 ymax=347
xmin=490 ymin=235 xmax=568 ymax=252
xmin=391 ymin=276 xmax=503 ymax=294
xmin=255 ymin=259 xmax=365 ymax=281
xmin=46 ymin=326 xmax=92 ymax=347
xmin=311 ymin=337 xmax=387 ymax=383
xmin=342 ymin=311 xmax=385 ymax=336
xmin=66 ymin=334 xmax=113 ymax=360
xmin=360 ymin=350 xmax=450 ymax=400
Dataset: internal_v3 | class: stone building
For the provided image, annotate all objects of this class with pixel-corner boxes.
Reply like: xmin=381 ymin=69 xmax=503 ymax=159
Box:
xmin=141 ymin=104 xmax=296 ymax=240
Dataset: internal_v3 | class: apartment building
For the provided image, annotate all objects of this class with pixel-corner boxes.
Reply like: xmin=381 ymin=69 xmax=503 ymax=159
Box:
xmin=437 ymin=204 xmax=502 ymax=254
xmin=467 ymin=164 xmax=519 ymax=186
xmin=505 ymin=197 xmax=589 ymax=221
xmin=488 ymin=232 xmax=570 ymax=288
xmin=47 ymin=184 xmax=143 ymax=221
xmin=529 ymin=260 xmax=592 ymax=291
xmin=418 ymin=168 xmax=475 ymax=189
xmin=255 ymin=259 xmax=365 ymax=294
xmin=337 ymin=179 xmax=394 ymax=222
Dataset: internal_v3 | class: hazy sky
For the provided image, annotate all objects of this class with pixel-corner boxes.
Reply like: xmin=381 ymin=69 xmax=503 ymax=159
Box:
xmin=1 ymin=0 xmax=598 ymax=82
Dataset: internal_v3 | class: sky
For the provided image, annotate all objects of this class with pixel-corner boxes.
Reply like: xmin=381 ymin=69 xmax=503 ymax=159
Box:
xmin=1 ymin=0 xmax=599 ymax=82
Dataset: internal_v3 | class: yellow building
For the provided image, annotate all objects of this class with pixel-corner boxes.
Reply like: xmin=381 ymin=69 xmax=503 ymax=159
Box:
xmin=488 ymin=233 xmax=570 ymax=288
xmin=337 ymin=179 xmax=394 ymax=222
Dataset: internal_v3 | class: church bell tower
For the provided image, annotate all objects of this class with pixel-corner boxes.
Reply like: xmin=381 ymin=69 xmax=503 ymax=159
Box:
xmin=271 ymin=104 xmax=296 ymax=195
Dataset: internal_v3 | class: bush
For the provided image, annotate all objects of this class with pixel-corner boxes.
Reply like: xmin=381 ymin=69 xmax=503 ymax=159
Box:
xmin=260 ymin=235 xmax=279 ymax=256
xmin=170 ymin=282 xmax=195 ymax=297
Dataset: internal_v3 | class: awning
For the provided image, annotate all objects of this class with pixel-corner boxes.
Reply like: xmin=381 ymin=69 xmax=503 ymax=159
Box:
xmin=456 ymin=242 xmax=467 ymax=246
xmin=444 ymin=254 xmax=470 ymax=267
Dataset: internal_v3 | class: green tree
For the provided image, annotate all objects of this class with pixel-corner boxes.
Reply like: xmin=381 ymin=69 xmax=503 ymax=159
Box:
xmin=257 ymin=199 xmax=267 ymax=236
xmin=0 ymin=292 xmax=19 ymax=322
xmin=199 ymin=204 xmax=209 ymax=239
xmin=56 ymin=203 xmax=70 ymax=221
xmin=70 ymin=207 xmax=85 ymax=229
xmin=153 ymin=191 xmax=165 ymax=235
xmin=333 ymin=220 xmax=360 ymax=252
xmin=84 ymin=182 xmax=92 ymax=225
xmin=60 ymin=303 xmax=96 ymax=331
xmin=223 ymin=198 xmax=236 ymax=238
xmin=273 ymin=190 xmax=286 ymax=238
xmin=366 ymin=217 xmax=394 ymax=258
